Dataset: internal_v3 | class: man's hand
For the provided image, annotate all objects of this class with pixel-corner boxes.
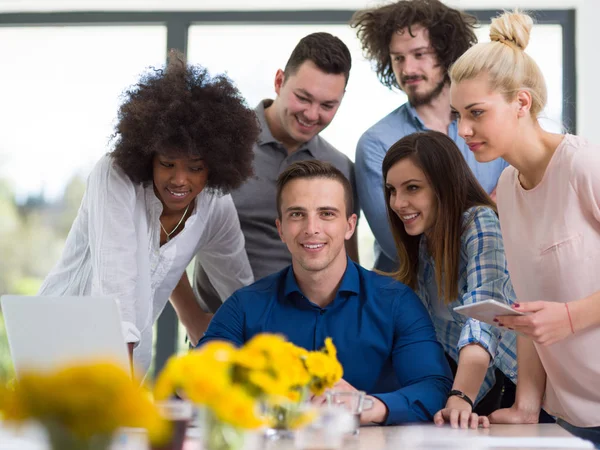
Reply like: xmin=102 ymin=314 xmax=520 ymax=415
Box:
xmin=310 ymin=378 xmax=357 ymax=406
xmin=310 ymin=378 xmax=388 ymax=424
xmin=434 ymin=396 xmax=489 ymax=429
xmin=496 ymin=301 xmax=573 ymax=346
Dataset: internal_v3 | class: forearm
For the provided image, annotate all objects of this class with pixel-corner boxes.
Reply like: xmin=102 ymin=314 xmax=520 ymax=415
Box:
xmin=372 ymin=375 xmax=452 ymax=424
xmin=514 ymin=335 xmax=546 ymax=412
xmin=170 ymin=272 xmax=212 ymax=343
xmin=453 ymin=344 xmax=491 ymax=403
xmin=570 ymin=290 xmax=600 ymax=332
xmin=171 ymin=272 xmax=203 ymax=325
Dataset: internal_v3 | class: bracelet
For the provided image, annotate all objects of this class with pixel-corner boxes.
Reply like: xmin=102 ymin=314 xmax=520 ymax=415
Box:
xmin=565 ymin=303 xmax=575 ymax=334
xmin=448 ymin=389 xmax=474 ymax=409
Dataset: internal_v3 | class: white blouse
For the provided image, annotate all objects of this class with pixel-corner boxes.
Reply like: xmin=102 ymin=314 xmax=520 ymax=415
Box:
xmin=39 ymin=155 xmax=254 ymax=376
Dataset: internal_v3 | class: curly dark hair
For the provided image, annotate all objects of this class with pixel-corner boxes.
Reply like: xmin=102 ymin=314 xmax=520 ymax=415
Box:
xmin=350 ymin=0 xmax=477 ymax=89
xmin=111 ymin=51 xmax=259 ymax=193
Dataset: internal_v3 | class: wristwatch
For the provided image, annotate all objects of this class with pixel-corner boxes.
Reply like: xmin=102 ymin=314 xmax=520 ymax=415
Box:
xmin=448 ymin=389 xmax=474 ymax=409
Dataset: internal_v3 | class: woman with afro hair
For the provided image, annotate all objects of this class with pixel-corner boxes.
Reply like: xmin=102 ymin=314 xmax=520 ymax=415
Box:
xmin=39 ymin=52 xmax=260 ymax=376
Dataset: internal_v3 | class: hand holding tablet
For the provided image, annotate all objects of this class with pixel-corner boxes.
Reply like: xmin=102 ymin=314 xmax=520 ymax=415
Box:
xmin=453 ymin=300 xmax=526 ymax=326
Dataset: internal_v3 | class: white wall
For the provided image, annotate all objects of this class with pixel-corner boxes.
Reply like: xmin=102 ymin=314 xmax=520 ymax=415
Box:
xmin=574 ymin=1 xmax=599 ymax=142
xmin=1 ymin=0 xmax=598 ymax=141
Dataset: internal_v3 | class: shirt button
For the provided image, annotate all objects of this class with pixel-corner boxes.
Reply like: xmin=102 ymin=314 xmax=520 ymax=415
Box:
xmin=320 ymin=310 xmax=325 ymax=316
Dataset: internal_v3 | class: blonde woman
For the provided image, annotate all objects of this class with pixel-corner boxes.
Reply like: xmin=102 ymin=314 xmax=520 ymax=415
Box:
xmin=450 ymin=10 xmax=600 ymax=445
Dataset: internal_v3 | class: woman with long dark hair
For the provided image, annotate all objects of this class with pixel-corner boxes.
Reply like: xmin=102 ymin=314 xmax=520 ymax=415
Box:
xmin=383 ymin=130 xmax=517 ymax=428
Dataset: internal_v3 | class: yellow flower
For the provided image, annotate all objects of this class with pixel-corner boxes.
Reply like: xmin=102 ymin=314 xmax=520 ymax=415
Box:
xmin=233 ymin=347 xmax=268 ymax=371
xmin=302 ymin=339 xmax=343 ymax=395
xmin=324 ymin=337 xmax=337 ymax=359
xmin=210 ymin=387 xmax=265 ymax=429
xmin=152 ymin=334 xmax=344 ymax=431
xmin=154 ymin=350 xmax=230 ymax=405
xmin=0 ymin=362 xmax=167 ymax=443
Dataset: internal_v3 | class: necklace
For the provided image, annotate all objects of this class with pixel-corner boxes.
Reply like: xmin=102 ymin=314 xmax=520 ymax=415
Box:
xmin=159 ymin=203 xmax=190 ymax=242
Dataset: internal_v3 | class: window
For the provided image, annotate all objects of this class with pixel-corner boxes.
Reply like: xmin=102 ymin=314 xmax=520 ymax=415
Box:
xmin=0 ymin=25 xmax=166 ymax=377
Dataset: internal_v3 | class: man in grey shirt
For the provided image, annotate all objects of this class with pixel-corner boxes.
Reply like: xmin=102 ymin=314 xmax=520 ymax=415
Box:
xmin=194 ymin=32 xmax=359 ymax=311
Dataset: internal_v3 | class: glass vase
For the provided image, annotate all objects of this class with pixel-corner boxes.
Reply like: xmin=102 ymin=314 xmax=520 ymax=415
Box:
xmin=262 ymin=399 xmax=312 ymax=441
xmin=43 ymin=420 xmax=113 ymax=450
xmin=201 ymin=408 xmax=247 ymax=450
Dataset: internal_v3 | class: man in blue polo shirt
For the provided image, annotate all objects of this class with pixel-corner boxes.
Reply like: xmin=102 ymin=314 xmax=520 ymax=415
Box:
xmin=199 ymin=160 xmax=452 ymax=425
xmin=350 ymin=0 xmax=508 ymax=272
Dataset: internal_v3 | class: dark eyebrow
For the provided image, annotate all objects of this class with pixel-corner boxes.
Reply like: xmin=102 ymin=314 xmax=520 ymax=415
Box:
xmin=296 ymin=89 xmax=340 ymax=106
xmin=317 ymin=206 xmax=341 ymax=213
xmin=295 ymin=89 xmax=313 ymax=99
xmin=390 ymin=46 xmax=430 ymax=56
xmin=190 ymin=157 xmax=204 ymax=162
xmin=385 ymin=179 xmax=423 ymax=189
xmin=285 ymin=206 xmax=307 ymax=213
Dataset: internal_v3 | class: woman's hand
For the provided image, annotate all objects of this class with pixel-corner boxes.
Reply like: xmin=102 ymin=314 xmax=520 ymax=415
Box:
xmin=488 ymin=404 xmax=540 ymax=424
xmin=434 ymin=396 xmax=489 ymax=429
xmin=496 ymin=301 xmax=573 ymax=346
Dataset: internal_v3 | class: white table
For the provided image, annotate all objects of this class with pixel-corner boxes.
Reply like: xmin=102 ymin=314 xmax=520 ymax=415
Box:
xmin=0 ymin=422 xmax=594 ymax=450
xmin=333 ymin=424 xmax=594 ymax=450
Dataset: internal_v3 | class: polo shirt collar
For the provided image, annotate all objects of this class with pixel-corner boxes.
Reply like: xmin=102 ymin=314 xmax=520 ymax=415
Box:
xmin=283 ymin=257 xmax=360 ymax=299
xmin=254 ymin=99 xmax=323 ymax=159
xmin=255 ymin=99 xmax=278 ymax=146
xmin=405 ymin=102 xmax=426 ymax=130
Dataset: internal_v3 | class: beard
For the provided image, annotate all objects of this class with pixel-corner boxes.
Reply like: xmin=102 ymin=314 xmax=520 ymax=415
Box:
xmin=404 ymin=77 xmax=447 ymax=107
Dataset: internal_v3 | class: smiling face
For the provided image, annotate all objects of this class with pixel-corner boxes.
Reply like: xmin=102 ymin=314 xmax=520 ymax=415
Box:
xmin=152 ymin=154 xmax=209 ymax=215
xmin=385 ymin=157 xmax=437 ymax=237
xmin=450 ymin=73 xmax=522 ymax=163
xmin=276 ymin=177 xmax=356 ymax=275
xmin=270 ymin=60 xmax=346 ymax=150
xmin=389 ymin=24 xmax=446 ymax=106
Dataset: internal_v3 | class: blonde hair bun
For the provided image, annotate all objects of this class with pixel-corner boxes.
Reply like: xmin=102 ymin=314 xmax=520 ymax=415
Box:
xmin=489 ymin=10 xmax=533 ymax=51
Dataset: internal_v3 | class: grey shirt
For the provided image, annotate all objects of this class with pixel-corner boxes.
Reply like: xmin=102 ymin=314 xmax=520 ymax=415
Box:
xmin=193 ymin=100 xmax=359 ymax=311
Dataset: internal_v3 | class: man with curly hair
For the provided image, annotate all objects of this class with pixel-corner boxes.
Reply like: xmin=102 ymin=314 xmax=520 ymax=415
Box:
xmin=194 ymin=32 xmax=359 ymax=298
xmin=39 ymin=53 xmax=260 ymax=376
xmin=351 ymin=0 xmax=508 ymax=272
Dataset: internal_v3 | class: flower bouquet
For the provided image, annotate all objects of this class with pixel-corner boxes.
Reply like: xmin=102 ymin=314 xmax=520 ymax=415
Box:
xmin=249 ymin=335 xmax=344 ymax=439
xmin=153 ymin=334 xmax=344 ymax=449
xmin=0 ymin=362 xmax=167 ymax=450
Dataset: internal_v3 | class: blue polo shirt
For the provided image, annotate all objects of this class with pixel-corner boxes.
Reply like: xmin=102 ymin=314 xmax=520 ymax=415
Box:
xmin=198 ymin=259 xmax=453 ymax=424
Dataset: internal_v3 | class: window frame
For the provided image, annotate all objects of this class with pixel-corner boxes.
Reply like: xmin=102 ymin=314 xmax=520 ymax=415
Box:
xmin=0 ymin=8 xmax=576 ymax=375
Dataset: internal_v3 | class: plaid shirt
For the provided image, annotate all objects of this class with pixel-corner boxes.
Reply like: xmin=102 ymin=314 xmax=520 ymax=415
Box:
xmin=417 ymin=206 xmax=518 ymax=402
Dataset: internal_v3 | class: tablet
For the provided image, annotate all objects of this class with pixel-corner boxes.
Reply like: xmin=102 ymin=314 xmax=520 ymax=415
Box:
xmin=453 ymin=300 xmax=525 ymax=325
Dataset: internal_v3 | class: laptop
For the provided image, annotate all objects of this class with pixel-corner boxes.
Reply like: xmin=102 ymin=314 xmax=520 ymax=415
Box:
xmin=0 ymin=295 xmax=130 ymax=376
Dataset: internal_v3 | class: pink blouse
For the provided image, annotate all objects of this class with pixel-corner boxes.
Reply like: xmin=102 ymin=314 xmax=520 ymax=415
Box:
xmin=497 ymin=134 xmax=600 ymax=427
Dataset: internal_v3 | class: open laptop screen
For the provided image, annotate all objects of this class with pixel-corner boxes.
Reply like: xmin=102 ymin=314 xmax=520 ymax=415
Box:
xmin=1 ymin=295 xmax=129 ymax=376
